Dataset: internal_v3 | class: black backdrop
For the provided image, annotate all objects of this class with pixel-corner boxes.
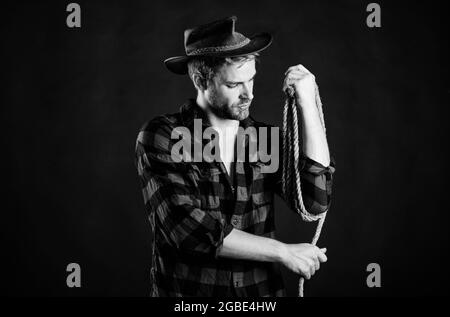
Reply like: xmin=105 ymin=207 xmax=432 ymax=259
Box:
xmin=2 ymin=0 xmax=449 ymax=297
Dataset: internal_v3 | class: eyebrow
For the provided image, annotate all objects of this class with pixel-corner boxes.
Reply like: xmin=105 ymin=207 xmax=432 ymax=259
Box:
xmin=225 ymin=73 xmax=257 ymax=85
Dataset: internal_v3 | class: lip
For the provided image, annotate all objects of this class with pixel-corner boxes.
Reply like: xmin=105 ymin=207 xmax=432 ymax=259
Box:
xmin=238 ymin=104 xmax=250 ymax=109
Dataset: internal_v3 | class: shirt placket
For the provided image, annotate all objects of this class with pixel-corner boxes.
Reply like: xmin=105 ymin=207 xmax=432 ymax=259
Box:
xmin=203 ymin=120 xmax=247 ymax=294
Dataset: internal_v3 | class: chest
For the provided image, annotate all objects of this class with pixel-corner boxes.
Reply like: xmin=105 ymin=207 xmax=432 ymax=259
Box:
xmin=218 ymin=132 xmax=237 ymax=175
xmin=190 ymin=159 xmax=274 ymax=231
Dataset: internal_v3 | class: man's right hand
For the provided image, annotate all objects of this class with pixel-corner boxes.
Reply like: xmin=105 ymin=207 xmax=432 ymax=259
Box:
xmin=279 ymin=243 xmax=328 ymax=279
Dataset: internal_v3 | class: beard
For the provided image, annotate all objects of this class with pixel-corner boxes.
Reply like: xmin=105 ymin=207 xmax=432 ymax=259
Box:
xmin=208 ymin=90 xmax=251 ymax=121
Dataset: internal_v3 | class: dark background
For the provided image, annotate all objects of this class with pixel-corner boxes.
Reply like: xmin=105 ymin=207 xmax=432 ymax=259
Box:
xmin=1 ymin=0 xmax=449 ymax=296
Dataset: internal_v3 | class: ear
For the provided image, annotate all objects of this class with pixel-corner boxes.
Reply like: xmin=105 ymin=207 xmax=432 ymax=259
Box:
xmin=192 ymin=73 xmax=208 ymax=91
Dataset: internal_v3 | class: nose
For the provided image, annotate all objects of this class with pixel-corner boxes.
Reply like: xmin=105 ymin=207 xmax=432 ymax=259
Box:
xmin=240 ymin=82 xmax=254 ymax=101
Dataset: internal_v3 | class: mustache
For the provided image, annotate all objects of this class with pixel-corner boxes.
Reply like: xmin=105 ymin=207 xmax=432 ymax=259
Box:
xmin=237 ymin=100 xmax=252 ymax=106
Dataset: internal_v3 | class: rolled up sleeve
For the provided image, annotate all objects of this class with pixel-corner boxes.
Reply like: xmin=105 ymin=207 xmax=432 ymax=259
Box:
xmin=272 ymin=148 xmax=336 ymax=215
xmin=298 ymin=155 xmax=336 ymax=215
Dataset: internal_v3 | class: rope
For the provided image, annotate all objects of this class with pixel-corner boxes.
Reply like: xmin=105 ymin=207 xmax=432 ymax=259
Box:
xmin=281 ymin=83 xmax=327 ymax=297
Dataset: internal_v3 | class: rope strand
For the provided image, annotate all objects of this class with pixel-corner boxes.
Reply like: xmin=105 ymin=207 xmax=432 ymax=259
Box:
xmin=281 ymin=84 xmax=327 ymax=297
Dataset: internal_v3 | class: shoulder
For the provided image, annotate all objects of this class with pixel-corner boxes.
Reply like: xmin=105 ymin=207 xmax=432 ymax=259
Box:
xmin=139 ymin=112 xmax=180 ymax=136
xmin=135 ymin=110 xmax=192 ymax=168
xmin=136 ymin=112 xmax=182 ymax=149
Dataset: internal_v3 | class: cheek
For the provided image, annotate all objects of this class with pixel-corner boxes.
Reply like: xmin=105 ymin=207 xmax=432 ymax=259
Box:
xmin=220 ymin=88 xmax=241 ymax=105
xmin=216 ymin=87 xmax=239 ymax=106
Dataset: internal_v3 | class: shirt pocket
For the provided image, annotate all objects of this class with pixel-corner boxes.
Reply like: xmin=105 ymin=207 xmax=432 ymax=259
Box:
xmin=250 ymin=161 xmax=274 ymax=207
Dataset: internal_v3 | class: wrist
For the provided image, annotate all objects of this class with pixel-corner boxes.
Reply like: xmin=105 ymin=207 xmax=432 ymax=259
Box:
xmin=275 ymin=241 xmax=288 ymax=263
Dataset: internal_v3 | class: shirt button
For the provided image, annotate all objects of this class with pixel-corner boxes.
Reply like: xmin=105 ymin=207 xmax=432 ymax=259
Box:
xmin=231 ymin=185 xmax=235 ymax=192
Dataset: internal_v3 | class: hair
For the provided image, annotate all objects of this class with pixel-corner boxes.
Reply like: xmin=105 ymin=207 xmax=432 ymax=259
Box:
xmin=187 ymin=53 xmax=259 ymax=89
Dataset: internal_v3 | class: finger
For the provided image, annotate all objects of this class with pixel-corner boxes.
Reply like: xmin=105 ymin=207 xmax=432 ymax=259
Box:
xmin=285 ymin=69 xmax=309 ymax=78
xmin=285 ymin=64 xmax=308 ymax=75
xmin=284 ymin=74 xmax=308 ymax=86
xmin=296 ymin=66 xmax=315 ymax=80
xmin=287 ymin=68 xmax=308 ymax=74
xmin=304 ymin=266 xmax=312 ymax=279
xmin=299 ymin=262 xmax=311 ymax=280
xmin=305 ymin=258 xmax=316 ymax=276
xmin=297 ymin=64 xmax=312 ymax=75
xmin=285 ymin=65 xmax=303 ymax=75
xmin=317 ymin=249 xmax=328 ymax=263
xmin=282 ymin=76 xmax=306 ymax=91
xmin=282 ymin=85 xmax=294 ymax=94
xmin=282 ymin=80 xmax=295 ymax=92
xmin=310 ymin=252 xmax=320 ymax=271
xmin=284 ymin=71 xmax=306 ymax=80
xmin=310 ymin=264 xmax=316 ymax=276
xmin=286 ymin=73 xmax=308 ymax=81
xmin=285 ymin=73 xmax=313 ymax=83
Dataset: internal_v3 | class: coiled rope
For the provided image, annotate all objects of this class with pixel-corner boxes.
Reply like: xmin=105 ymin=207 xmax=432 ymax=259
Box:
xmin=281 ymin=84 xmax=327 ymax=297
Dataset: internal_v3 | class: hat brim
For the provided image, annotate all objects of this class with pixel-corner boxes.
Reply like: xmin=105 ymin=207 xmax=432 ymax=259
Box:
xmin=164 ymin=32 xmax=272 ymax=75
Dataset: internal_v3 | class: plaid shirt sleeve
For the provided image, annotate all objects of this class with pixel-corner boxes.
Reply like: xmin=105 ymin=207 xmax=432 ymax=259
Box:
xmin=271 ymin=128 xmax=336 ymax=215
xmin=135 ymin=117 xmax=234 ymax=259
xmin=296 ymin=155 xmax=336 ymax=214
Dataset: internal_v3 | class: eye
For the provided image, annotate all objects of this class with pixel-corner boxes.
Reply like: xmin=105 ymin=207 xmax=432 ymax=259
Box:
xmin=226 ymin=83 xmax=238 ymax=88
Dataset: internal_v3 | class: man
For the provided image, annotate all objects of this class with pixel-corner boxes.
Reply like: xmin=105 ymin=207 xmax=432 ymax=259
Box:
xmin=135 ymin=16 xmax=335 ymax=297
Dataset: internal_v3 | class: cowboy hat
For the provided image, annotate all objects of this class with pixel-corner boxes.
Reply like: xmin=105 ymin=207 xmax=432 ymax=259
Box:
xmin=164 ymin=16 xmax=272 ymax=75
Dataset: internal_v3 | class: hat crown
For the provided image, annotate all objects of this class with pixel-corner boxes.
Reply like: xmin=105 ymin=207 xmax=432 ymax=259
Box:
xmin=183 ymin=16 xmax=249 ymax=56
xmin=164 ymin=16 xmax=272 ymax=74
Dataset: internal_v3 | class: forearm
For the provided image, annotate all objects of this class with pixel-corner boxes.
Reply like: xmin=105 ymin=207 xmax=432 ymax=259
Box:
xmin=299 ymin=100 xmax=331 ymax=167
xmin=217 ymin=228 xmax=284 ymax=263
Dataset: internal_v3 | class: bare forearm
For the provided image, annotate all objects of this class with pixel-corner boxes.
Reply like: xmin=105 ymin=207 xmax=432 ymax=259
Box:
xmin=299 ymin=101 xmax=330 ymax=167
xmin=217 ymin=229 xmax=328 ymax=279
xmin=217 ymin=228 xmax=284 ymax=262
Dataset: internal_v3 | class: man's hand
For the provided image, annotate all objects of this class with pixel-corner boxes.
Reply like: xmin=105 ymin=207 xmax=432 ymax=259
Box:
xmin=279 ymin=243 xmax=327 ymax=279
xmin=283 ymin=64 xmax=317 ymax=109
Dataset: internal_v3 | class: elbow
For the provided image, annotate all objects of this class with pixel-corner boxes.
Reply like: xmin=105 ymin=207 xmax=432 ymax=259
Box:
xmin=168 ymin=217 xmax=230 ymax=259
xmin=300 ymin=179 xmax=333 ymax=215
xmin=305 ymin=200 xmax=330 ymax=215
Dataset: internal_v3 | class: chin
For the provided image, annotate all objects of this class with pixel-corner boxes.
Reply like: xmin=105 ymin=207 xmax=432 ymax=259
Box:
xmin=233 ymin=110 xmax=250 ymax=121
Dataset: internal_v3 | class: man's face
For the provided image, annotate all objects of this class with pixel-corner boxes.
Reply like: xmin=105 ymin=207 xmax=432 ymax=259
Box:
xmin=205 ymin=58 xmax=256 ymax=121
